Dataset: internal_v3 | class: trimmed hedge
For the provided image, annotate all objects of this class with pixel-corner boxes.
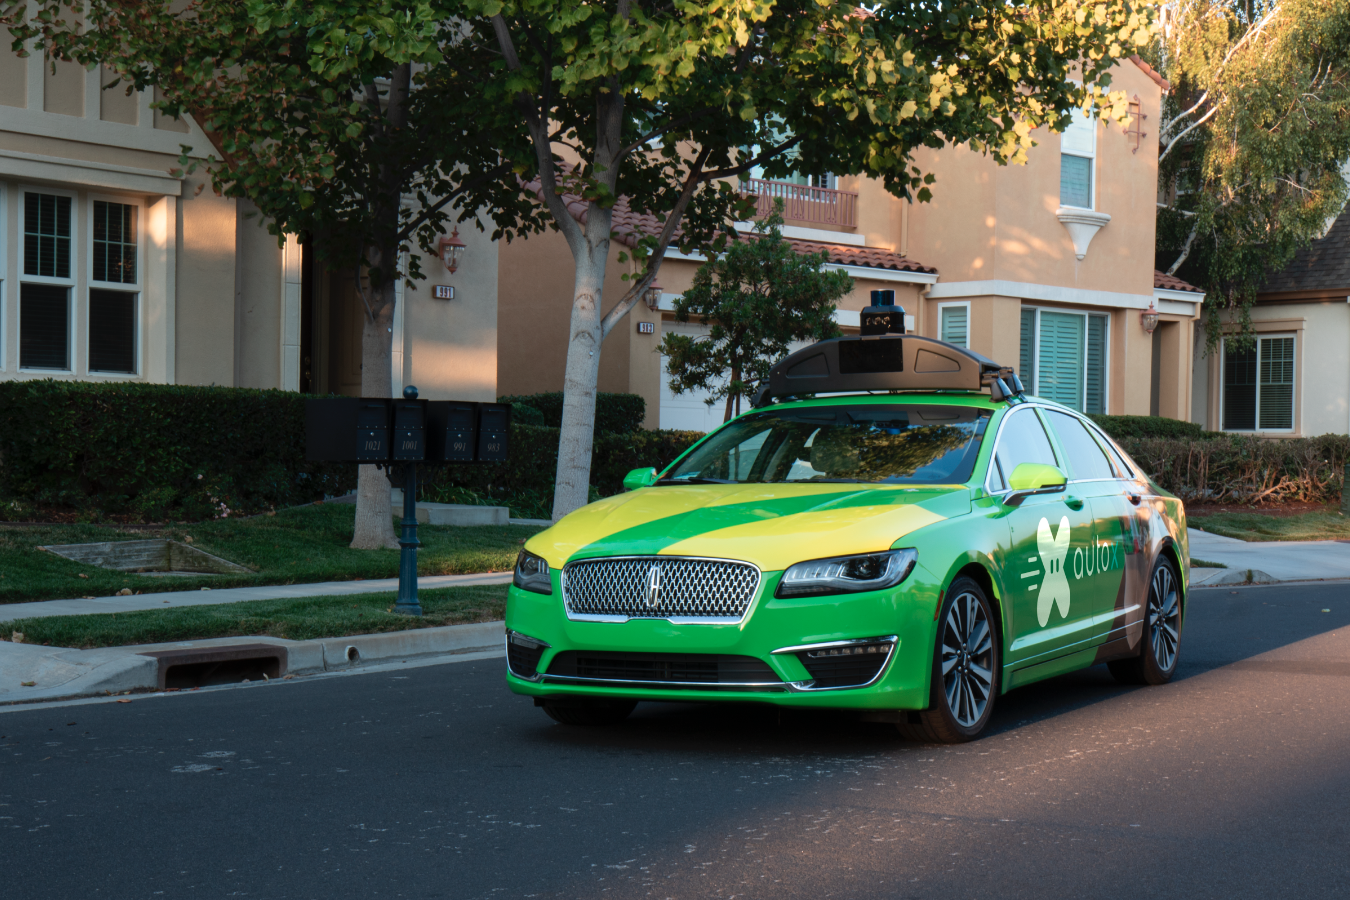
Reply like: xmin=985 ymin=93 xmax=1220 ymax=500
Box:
xmin=0 ymin=381 xmax=356 ymax=520
xmin=1116 ymin=433 xmax=1350 ymax=504
xmin=421 ymin=423 xmax=704 ymax=512
xmin=1089 ymin=414 xmax=1208 ymax=441
xmin=497 ymin=392 xmax=647 ymax=434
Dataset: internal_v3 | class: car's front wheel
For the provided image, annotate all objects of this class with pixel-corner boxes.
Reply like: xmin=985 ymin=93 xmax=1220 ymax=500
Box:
xmin=1109 ymin=555 xmax=1182 ymax=686
xmin=897 ymin=576 xmax=1000 ymax=743
xmin=540 ymin=699 xmax=637 ymax=726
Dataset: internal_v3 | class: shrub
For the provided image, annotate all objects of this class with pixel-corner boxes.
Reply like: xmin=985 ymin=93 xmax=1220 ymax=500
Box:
xmin=1089 ymin=414 xmax=1208 ymax=441
xmin=0 ymin=380 xmax=356 ymax=521
xmin=511 ymin=404 xmax=546 ymax=427
xmin=420 ymin=423 xmax=704 ymax=511
xmin=1115 ymin=433 xmax=1350 ymax=504
xmin=497 ymin=392 xmax=647 ymax=434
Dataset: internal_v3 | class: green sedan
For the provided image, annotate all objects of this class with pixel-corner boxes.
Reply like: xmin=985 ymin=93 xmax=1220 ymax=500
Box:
xmin=505 ymin=334 xmax=1187 ymax=742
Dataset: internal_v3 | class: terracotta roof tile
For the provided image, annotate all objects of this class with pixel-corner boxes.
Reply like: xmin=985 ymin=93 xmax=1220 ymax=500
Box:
xmin=1154 ymin=269 xmax=1203 ymax=293
xmin=1130 ymin=55 xmax=1170 ymax=92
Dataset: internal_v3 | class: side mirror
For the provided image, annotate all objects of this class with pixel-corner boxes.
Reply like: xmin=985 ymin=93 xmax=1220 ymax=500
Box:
xmin=1004 ymin=463 xmax=1067 ymax=507
xmin=623 ymin=467 xmax=658 ymax=491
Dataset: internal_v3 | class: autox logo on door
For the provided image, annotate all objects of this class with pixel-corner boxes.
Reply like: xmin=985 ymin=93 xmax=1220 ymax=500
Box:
xmin=1036 ymin=516 xmax=1072 ymax=627
xmin=646 ymin=564 xmax=662 ymax=609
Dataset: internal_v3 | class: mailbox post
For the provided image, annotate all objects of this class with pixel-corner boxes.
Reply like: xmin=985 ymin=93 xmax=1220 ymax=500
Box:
xmin=391 ymin=386 xmax=427 ymax=616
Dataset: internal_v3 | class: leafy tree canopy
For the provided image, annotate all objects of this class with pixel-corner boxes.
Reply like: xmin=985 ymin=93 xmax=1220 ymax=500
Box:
xmin=659 ymin=208 xmax=850 ymax=422
xmin=1154 ymin=0 xmax=1350 ymax=350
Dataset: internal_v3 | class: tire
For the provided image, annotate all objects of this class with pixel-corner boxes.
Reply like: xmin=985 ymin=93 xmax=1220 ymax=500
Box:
xmin=897 ymin=576 xmax=1000 ymax=744
xmin=541 ymin=699 xmax=637 ymax=726
xmin=1109 ymin=555 xmax=1182 ymax=686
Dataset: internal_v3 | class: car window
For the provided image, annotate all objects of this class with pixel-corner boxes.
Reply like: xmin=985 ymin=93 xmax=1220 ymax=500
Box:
xmin=661 ymin=405 xmax=990 ymax=485
xmin=1088 ymin=425 xmax=1136 ymax=478
xmin=990 ymin=408 xmax=1058 ymax=490
xmin=1045 ymin=410 xmax=1116 ymax=481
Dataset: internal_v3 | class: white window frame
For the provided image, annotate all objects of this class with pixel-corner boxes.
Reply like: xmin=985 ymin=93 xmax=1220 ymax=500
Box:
xmin=18 ymin=184 xmax=78 ymax=374
xmin=1059 ymin=107 xmax=1098 ymax=210
xmin=85 ymin=192 xmax=144 ymax=377
xmin=0 ymin=182 xmax=7 ymax=373
xmin=1219 ymin=333 xmax=1297 ymax=434
xmin=1022 ymin=306 xmax=1111 ymax=415
xmin=936 ymin=300 xmax=971 ymax=348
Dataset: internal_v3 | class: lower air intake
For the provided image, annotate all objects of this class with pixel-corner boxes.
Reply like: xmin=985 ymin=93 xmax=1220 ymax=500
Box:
xmin=546 ymin=651 xmax=780 ymax=689
xmin=796 ymin=641 xmax=893 ymax=688
xmin=507 ymin=632 xmax=547 ymax=678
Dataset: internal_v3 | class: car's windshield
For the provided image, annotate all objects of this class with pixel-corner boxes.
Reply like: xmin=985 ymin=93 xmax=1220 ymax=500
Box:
xmin=660 ymin=404 xmax=990 ymax=486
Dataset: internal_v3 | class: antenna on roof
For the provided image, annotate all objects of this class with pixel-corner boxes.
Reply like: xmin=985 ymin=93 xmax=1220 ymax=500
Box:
xmin=860 ymin=290 xmax=905 ymax=336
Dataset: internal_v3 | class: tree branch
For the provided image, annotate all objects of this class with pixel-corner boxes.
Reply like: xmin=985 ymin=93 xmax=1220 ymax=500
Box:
xmin=1166 ymin=221 xmax=1200 ymax=276
xmin=1160 ymin=104 xmax=1221 ymax=163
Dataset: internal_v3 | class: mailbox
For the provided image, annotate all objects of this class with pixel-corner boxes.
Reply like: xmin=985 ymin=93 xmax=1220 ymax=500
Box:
xmin=391 ymin=399 xmax=426 ymax=461
xmin=427 ymin=401 xmax=478 ymax=462
xmin=306 ymin=398 xmax=392 ymax=462
xmin=476 ymin=404 xmax=511 ymax=463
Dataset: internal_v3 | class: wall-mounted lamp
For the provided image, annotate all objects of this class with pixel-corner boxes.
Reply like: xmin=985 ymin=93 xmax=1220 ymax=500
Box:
xmin=644 ymin=280 xmax=663 ymax=311
xmin=438 ymin=228 xmax=466 ymax=274
xmin=1140 ymin=301 xmax=1160 ymax=335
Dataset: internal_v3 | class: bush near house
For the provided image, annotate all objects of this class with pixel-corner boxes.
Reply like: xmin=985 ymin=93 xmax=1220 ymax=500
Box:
xmin=1089 ymin=414 xmax=1209 ymax=441
xmin=1117 ymin=433 xmax=1350 ymax=505
xmin=0 ymin=381 xmax=355 ymax=521
xmin=497 ymin=392 xmax=647 ymax=434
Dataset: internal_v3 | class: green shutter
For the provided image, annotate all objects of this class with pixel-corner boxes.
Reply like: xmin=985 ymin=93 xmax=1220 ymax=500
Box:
xmin=1037 ymin=311 xmax=1085 ymax=411
xmin=940 ymin=306 xmax=968 ymax=348
xmin=1020 ymin=308 xmax=1036 ymax=392
xmin=1258 ymin=336 xmax=1294 ymax=430
xmin=1085 ymin=315 xmax=1106 ymax=414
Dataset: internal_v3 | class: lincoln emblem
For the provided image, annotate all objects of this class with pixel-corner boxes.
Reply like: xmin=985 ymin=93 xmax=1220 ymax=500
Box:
xmin=646 ymin=564 xmax=663 ymax=609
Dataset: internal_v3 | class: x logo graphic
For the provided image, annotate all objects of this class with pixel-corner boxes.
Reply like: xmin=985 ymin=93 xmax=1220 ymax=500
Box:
xmin=1036 ymin=515 xmax=1072 ymax=627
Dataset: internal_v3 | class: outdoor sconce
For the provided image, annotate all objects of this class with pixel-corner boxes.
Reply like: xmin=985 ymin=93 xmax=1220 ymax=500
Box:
xmin=644 ymin=280 xmax=663 ymax=311
xmin=1140 ymin=301 xmax=1160 ymax=335
xmin=438 ymin=228 xmax=466 ymax=274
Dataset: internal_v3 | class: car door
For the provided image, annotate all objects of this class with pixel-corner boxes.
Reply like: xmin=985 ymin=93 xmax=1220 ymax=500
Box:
xmin=989 ymin=406 xmax=1096 ymax=668
xmin=1042 ymin=410 xmax=1129 ymax=647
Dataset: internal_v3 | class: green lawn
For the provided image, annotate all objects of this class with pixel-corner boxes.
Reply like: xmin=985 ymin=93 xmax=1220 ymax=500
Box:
xmin=1 ymin=584 xmax=508 ymax=650
xmin=0 ymin=503 xmax=540 ymax=605
xmin=1188 ymin=510 xmax=1350 ymax=542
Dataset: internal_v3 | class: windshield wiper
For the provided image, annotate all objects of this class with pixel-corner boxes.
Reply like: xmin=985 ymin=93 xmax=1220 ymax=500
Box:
xmin=655 ymin=477 xmax=736 ymax=486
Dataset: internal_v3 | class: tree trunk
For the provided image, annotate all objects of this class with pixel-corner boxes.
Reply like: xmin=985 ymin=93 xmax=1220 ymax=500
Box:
xmin=350 ymin=268 xmax=400 ymax=550
xmin=724 ymin=363 xmax=741 ymax=422
xmin=550 ymin=236 xmax=611 ymax=521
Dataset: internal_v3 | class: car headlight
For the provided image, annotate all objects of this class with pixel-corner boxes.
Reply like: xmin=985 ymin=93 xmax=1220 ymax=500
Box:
xmin=513 ymin=550 xmax=552 ymax=595
xmin=775 ymin=549 xmax=918 ymax=598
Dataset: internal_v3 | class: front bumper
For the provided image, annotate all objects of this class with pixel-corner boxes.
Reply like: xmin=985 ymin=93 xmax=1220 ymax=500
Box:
xmin=503 ymin=570 xmax=941 ymax=710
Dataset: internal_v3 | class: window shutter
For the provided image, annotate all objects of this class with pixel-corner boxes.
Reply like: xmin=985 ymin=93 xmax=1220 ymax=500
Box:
xmin=1059 ymin=156 xmax=1092 ymax=208
xmin=1020 ymin=308 xmax=1036 ymax=392
xmin=1222 ymin=341 xmax=1258 ymax=431
xmin=1258 ymin=337 xmax=1294 ymax=430
xmin=1037 ymin=311 xmax=1085 ymax=411
xmin=940 ymin=306 xmax=968 ymax=348
xmin=1085 ymin=315 xmax=1107 ymax=414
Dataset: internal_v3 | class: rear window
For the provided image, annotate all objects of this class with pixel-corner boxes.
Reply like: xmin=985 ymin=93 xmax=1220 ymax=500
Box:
xmin=661 ymin=405 xmax=990 ymax=486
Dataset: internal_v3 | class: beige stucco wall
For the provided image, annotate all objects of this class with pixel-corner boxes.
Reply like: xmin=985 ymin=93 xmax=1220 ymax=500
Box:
xmin=1194 ymin=301 xmax=1349 ymax=436
xmin=233 ymin=201 xmax=284 ymax=389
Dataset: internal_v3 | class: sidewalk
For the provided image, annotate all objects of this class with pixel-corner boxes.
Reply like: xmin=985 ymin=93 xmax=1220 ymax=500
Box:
xmin=1188 ymin=528 xmax=1350 ymax=586
xmin=0 ymin=571 xmax=513 ymax=623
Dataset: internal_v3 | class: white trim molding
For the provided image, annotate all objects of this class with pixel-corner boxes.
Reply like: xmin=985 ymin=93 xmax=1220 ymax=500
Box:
xmin=663 ymin=247 xmax=938 ymax=285
xmin=0 ymin=149 xmax=183 ymax=196
xmin=927 ymin=278 xmax=1153 ymax=310
xmin=731 ymin=221 xmax=867 ymax=246
xmin=280 ymin=234 xmax=302 ymax=392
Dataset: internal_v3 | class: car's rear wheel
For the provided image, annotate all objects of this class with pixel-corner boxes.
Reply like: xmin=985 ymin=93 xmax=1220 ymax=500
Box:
xmin=540 ymin=699 xmax=637 ymax=726
xmin=1109 ymin=556 xmax=1182 ymax=686
xmin=897 ymin=576 xmax=1000 ymax=744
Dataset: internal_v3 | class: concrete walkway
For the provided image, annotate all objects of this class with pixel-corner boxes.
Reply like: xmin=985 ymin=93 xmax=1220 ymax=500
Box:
xmin=1188 ymin=528 xmax=1350 ymax=585
xmin=0 ymin=571 xmax=513 ymax=623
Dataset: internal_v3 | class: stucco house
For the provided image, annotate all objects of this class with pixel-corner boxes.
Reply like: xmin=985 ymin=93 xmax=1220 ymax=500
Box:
xmin=495 ymin=56 xmax=1206 ymax=431
xmin=0 ymin=46 xmax=498 ymax=403
xmin=1191 ymin=207 xmax=1350 ymax=437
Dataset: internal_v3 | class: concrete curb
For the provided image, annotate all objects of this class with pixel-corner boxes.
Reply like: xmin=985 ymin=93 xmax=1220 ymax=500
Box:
xmin=0 ymin=620 xmax=505 ymax=706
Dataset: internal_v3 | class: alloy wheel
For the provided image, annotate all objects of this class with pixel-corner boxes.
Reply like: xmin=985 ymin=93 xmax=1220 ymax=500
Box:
xmin=1149 ymin=563 xmax=1181 ymax=673
xmin=940 ymin=590 xmax=995 ymax=728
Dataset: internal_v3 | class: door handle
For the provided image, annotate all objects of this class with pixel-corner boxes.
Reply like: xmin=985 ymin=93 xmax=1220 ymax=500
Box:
xmin=1064 ymin=496 xmax=1084 ymax=511
xmin=1127 ymin=493 xmax=1141 ymax=506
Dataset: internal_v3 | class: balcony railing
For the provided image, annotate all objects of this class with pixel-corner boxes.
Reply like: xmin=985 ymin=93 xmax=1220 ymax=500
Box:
xmin=742 ymin=178 xmax=858 ymax=229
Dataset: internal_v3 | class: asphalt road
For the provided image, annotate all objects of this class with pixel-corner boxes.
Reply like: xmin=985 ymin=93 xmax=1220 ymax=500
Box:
xmin=2 ymin=581 xmax=1348 ymax=900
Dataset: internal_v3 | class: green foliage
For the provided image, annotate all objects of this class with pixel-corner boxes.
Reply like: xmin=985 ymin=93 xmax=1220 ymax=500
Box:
xmin=1116 ymin=432 xmax=1350 ymax=504
xmin=498 ymin=393 xmax=646 ymax=433
xmin=510 ymin=404 xmax=546 ymax=427
xmin=421 ymin=423 xmax=702 ymax=503
xmin=0 ymin=381 xmax=355 ymax=521
xmin=1088 ymin=414 xmax=1208 ymax=440
xmin=1153 ymin=0 xmax=1350 ymax=350
xmin=659 ymin=209 xmax=848 ymax=421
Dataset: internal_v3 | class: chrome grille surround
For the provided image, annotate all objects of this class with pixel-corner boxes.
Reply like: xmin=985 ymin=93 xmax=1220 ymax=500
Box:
xmin=561 ymin=555 xmax=762 ymax=623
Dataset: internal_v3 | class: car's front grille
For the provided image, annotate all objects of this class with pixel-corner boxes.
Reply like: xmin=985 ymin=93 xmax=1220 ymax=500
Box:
xmin=546 ymin=651 xmax=781 ymax=689
xmin=562 ymin=556 xmax=760 ymax=621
